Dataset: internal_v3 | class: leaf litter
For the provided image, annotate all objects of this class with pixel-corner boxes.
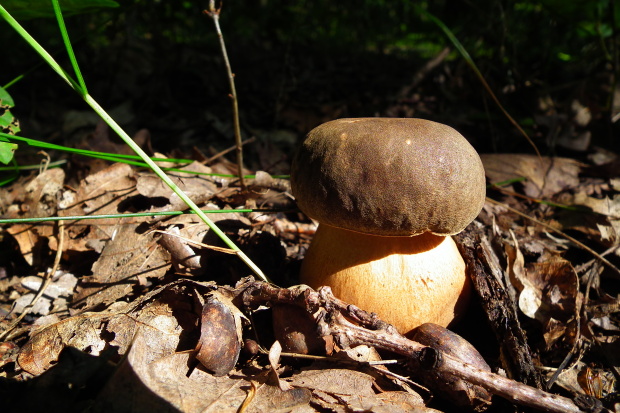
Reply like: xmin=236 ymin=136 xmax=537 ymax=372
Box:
xmin=1 ymin=147 xmax=620 ymax=412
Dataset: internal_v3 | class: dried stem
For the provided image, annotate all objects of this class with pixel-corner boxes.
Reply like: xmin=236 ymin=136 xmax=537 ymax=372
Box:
xmin=204 ymin=0 xmax=246 ymax=189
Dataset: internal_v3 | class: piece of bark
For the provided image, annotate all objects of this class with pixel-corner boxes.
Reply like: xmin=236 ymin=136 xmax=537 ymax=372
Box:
xmin=455 ymin=223 xmax=543 ymax=389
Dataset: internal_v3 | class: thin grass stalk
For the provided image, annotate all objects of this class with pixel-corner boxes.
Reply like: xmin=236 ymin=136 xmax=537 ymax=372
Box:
xmin=51 ymin=0 xmax=87 ymax=95
xmin=416 ymin=6 xmax=541 ymax=159
xmin=205 ymin=0 xmax=246 ymax=189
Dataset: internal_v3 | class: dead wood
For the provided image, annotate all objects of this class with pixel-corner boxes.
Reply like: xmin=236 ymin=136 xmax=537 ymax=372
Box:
xmin=455 ymin=222 xmax=543 ymax=389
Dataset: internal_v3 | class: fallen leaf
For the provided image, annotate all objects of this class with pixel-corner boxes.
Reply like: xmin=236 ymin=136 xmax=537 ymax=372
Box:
xmin=12 ymin=272 xmax=77 ymax=316
xmin=93 ymin=335 xmax=311 ymax=413
xmin=135 ymin=161 xmax=217 ymax=214
xmin=482 ymin=154 xmax=583 ymax=198
xmin=73 ymin=223 xmax=171 ymax=309
xmin=289 ymin=364 xmax=432 ymax=412
xmin=18 ymin=279 xmax=213 ymax=376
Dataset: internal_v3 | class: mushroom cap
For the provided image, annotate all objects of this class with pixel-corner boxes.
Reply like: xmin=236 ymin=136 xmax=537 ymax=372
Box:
xmin=291 ymin=118 xmax=486 ymax=236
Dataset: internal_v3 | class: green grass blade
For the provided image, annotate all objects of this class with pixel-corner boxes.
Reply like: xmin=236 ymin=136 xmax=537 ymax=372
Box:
xmin=0 ymin=208 xmax=278 ymax=225
xmin=0 ymin=132 xmax=290 ymax=179
xmin=51 ymin=0 xmax=87 ymax=95
xmin=0 ymin=4 xmax=80 ymax=92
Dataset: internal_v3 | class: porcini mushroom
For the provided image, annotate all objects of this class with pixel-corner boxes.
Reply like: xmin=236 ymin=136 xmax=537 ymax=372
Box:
xmin=290 ymin=118 xmax=486 ymax=334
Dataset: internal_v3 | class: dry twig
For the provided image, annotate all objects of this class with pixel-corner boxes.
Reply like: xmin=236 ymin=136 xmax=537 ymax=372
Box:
xmin=204 ymin=0 xmax=246 ymax=189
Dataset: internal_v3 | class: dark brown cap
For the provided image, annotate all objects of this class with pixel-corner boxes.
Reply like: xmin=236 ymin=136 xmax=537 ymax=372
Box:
xmin=291 ymin=118 xmax=486 ymax=236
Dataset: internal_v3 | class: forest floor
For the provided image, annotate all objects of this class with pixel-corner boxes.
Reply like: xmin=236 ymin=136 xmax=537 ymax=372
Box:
xmin=1 ymin=22 xmax=620 ymax=412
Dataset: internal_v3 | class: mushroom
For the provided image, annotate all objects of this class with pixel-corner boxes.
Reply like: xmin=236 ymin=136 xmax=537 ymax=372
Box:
xmin=290 ymin=118 xmax=486 ymax=334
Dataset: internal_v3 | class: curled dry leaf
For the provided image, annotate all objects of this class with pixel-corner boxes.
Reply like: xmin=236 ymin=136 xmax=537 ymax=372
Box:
xmin=506 ymin=231 xmax=542 ymax=321
xmin=195 ymin=291 xmax=243 ymax=376
xmin=505 ymin=232 xmax=581 ymax=349
xmin=267 ymin=340 xmax=292 ymax=391
xmin=158 ymin=225 xmax=202 ymax=269
xmin=525 ymin=258 xmax=580 ymax=350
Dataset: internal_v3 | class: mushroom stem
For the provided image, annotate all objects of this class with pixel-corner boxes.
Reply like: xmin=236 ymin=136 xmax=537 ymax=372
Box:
xmin=299 ymin=224 xmax=471 ymax=335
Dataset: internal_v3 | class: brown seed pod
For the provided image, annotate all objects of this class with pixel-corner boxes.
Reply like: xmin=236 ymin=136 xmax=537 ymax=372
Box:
xmin=272 ymin=304 xmax=333 ymax=355
xmin=195 ymin=291 xmax=243 ymax=376
xmin=411 ymin=323 xmax=493 ymax=411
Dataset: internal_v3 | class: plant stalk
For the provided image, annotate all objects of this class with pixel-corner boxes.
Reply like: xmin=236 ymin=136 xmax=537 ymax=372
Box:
xmin=205 ymin=1 xmax=246 ymax=189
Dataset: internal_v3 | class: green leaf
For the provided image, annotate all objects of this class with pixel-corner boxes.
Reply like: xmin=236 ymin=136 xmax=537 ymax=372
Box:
xmin=0 ymin=110 xmax=20 ymax=134
xmin=0 ymin=141 xmax=17 ymax=165
xmin=1 ymin=0 xmax=118 ymax=20
xmin=0 ymin=86 xmax=15 ymax=108
xmin=0 ymin=86 xmax=20 ymax=135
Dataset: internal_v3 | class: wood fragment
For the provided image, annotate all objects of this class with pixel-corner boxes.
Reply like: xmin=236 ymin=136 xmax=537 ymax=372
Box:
xmin=455 ymin=223 xmax=543 ymax=389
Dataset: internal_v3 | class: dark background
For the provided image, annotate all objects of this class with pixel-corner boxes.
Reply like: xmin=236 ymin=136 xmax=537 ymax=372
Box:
xmin=2 ymin=0 xmax=618 ymax=173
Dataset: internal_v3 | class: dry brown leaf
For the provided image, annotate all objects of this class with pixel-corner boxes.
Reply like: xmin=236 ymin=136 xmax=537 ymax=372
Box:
xmin=570 ymin=192 xmax=620 ymax=244
xmin=18 ymin=312 xmax=110 ymax=376
xmin=135 ymin=161 xmax=217 ymax=213
xmin=268 ymin=339 xmax=293 ymax=391
xmin=525 ymin=258 xmax=580 ymax=349
xmin=5 ymin=223 xmax=50 ymax=267
xmin=5 ymin=168 xmax=66 ymax=265
xmin=18 ymin=280 xmax=214 ymax=376
xmin=506 ymin=229 xmax=580 ymax=349
xmin=505 ymin=230 xmax=538 ymax=319
xmin=482 ymin=154 xmax=583 ymax=198
xmin=73 ymin=223 xmax=171 ymax=309
xmin=547 ymin=361 xmax=616 ymax=400
xmin=23 ymin=168 xmax=66 ymax=218
xmin=158 ymin=225 xmax=203 ymax=269
xmin=59 ymin=162 xmax=138 ymax=252
xmin=93 ymin=336 xmax=312 ymax=413
xmin=156 ymin=206 xmax=251 ymax=273
xmin=289 ymin=365 xmax=433 ymax=413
